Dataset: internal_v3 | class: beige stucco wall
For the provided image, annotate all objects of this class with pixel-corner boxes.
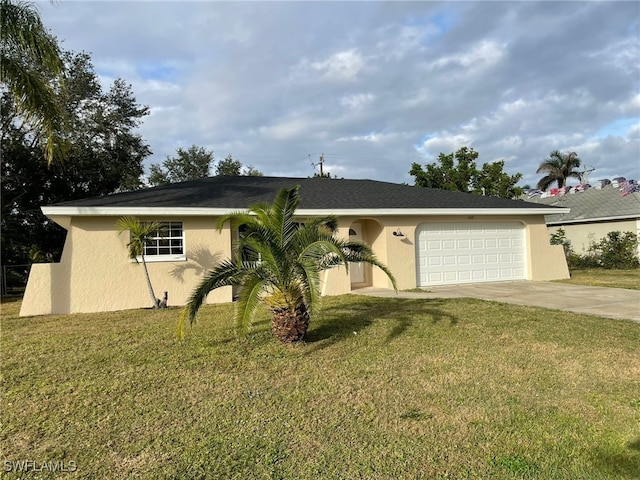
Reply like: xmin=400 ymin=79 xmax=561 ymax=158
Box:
xmin=525 ymin=216 xmax=570 ymax=281
xmin=324 ymin=214 xmax=569 ymax=293
xmin=547 ymin=219 xmax=640 ymax=256
xmin=20 ymin=216 xmax=233 ymax=316
xmin=20 ymin=212 xmax=570 ymax=316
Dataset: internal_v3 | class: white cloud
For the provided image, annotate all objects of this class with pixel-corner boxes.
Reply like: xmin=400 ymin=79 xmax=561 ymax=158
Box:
xmin=429 ymin=40 xmax=505 ymax=71
xmin=416 ymin=133 xmax=474 ymax=158
xmin=35 ymin=1 xmax=640 ymax=186
xmin=340 ymin=93 xmax=375 ymax=110
xmin=309 ymin=49 xmax=366 ymax=82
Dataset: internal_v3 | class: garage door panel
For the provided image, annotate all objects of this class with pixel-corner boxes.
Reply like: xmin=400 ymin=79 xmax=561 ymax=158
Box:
xmin=443 ymin=255 xmax=456 ymax=265
xmin=442 ymin=240 xmax=455 ymax=249
xmin=416 ymin=221 xmax=527 ymax=286
xmin=486 ymin=269 xmax=500 ymax=279
xmin=487 ymin=254 xmax=498 ymax=263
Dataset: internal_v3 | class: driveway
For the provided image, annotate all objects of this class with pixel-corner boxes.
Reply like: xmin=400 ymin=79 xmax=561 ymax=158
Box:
xmin=353 ymin=281 xmax=640 ymax=323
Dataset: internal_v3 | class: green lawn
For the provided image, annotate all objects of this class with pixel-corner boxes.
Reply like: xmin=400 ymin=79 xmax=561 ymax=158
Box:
xmin=2 ymin=296 xmax=639 ymax=479
xmin=557 ymin=269 xmax=640 ymax=290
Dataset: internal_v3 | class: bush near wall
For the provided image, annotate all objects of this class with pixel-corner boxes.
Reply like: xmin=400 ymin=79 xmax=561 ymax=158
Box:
xmin=551 ymin=229 xmax=640 ymax=269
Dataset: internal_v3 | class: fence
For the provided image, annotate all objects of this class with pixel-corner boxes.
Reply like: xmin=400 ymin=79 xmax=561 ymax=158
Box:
xmin=1 ymin=264 xmax=31 ymax=297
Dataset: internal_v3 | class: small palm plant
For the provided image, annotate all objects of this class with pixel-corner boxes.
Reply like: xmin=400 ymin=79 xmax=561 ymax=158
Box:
xmin=179 ymin=186 xmax=397 ymax=343
xmin=117 ymin=216 xmax=161 ymax=309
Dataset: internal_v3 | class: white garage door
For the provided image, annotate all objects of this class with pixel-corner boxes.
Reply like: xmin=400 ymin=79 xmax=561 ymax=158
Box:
xmin=416 ymin=221 xmax=527 ymax=286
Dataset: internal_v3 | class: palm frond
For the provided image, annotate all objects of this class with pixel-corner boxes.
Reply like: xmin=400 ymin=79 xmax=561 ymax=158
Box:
xmin=295 ymin=258 xmax=323 ymax=317
xmin=1 ymin=0 xmax=67 ymax=164
xmin=301 ymin=215 xmax=339 ymax=234
xmin=269 ymin=186 xmax=301 ymax=247
xmin=116 ymin=216 xmax=161 ymax=260
xmin=235 ymin=272 xmax=270 ymax=338
xmin=215 ymin=212 xmax=254 ymax=231
xmin=180 ymin=260 xmax=244 ymax=335
xmin=340 ymin=240 xmax=398 ymax=291
xmin=298 ymin=238 xmax=347 ymax=271
xmin=1 ymin=0 xmax=63 ymax=75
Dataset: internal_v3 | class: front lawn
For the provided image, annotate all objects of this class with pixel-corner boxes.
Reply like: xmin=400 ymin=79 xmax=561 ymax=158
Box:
xmin=2 ymin=296 xmax=639 ymax=479
xmin=557 ymin=268 xmax=640 ymax=290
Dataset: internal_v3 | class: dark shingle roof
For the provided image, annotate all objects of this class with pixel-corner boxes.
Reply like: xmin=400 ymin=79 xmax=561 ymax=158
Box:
xmin=524 ymin=186 xmax=640 ymax=223
xmin=51 ymin=176 xmax=558 ymax=211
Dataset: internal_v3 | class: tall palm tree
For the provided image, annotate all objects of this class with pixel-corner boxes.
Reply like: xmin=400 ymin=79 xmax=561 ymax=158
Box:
xmin=1 ymin=0 xmax=67 ymax=164
xmin=179 ymin=186 xmax=397 ymax=343
xmin=117 ymin=216 xmax=161 ymax=309
xmin=536 ymin=150 xmax=582 ymax=191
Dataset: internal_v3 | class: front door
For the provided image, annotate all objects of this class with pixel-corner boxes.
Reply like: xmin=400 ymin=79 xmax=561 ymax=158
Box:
xmin=349 ymin=222 xmax=365 ymax=284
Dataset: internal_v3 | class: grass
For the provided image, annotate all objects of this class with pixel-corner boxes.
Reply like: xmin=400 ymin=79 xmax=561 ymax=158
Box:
xmin=557 ymin=268 xmax=640 ymax=290
xmin=2 ymin=295 xmax=639 ymax=479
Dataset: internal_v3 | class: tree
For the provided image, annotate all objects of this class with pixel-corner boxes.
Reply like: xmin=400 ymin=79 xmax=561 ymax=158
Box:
xmin=409 ymin=147 xmax=523 ymax=199
xmin=0 ymin=0 xmax=67 ymax=164
xmin=148 ymin=145 xmax=214 ymax=186
xmin=215 ymin=154 xmax=263 ymax=176
xmin=179 ymin=186 xmax=397 ymax=343
xmin=116 ymin=216 xmax=163 ymax=309
xmin=473 ymin=160 xmax=524 ymax=198
xmin=1 ymin=51 xmax=151 ymax=265
xmin=536 ymin=150 xmax=582 ymax=191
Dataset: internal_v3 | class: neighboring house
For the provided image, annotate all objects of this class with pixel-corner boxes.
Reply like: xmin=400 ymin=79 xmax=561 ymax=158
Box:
xmin=21 ymin=176 xmax=570 ymax=316
xmin=524 ymin=185 xmax=640 ymax=255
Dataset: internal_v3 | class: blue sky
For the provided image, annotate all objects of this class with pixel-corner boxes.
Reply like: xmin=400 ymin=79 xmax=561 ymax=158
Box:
xmin=37 ymin=1 xmax=639 ymax=188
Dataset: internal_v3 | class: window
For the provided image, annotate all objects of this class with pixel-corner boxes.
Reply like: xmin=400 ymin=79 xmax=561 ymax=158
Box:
xmin=141 ymin=221 xmax=185 ymax=262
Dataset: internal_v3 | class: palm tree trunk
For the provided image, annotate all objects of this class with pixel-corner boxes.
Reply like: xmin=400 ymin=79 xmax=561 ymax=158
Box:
xmin=141 ymin=256 xmax=159 ymax=308
xmin=271 ymin=303 xmax=310 ymax=343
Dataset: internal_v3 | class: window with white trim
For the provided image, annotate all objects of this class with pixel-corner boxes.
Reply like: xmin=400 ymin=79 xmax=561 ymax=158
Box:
xmin=141 ymin=221 xmax=186 ymax=262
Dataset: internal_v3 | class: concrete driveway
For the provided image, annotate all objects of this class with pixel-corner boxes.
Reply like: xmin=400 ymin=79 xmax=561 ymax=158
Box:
xmin=353 ymin=281 xmax=640 ymax=323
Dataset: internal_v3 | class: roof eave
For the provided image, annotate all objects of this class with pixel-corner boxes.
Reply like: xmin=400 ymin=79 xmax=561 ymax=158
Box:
xmin=42 ymin=206 xmax=570 ymax=217
xmin=546 ymin=213 xmax=640 ymax=225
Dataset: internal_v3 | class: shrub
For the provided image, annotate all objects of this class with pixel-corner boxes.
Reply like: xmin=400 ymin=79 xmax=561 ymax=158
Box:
xmin=550 ymin=229 xmax=639 ymax=270
xmin=588 ymin=231 xmax=640 ymax=269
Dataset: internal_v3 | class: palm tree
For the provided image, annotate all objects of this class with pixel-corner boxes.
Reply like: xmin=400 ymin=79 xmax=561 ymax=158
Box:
xmin=179 ymin=186 xmax=397 ymax=343
xmin=536 ymin=150 xmax=582 ymax=191
xmin=1 ymin=0 xmax=67 ymax=164
xmin=117 ymin=216 xmax=161 ymax=309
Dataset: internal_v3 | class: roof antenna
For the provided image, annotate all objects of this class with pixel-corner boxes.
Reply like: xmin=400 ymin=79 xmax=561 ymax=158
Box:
xmin=311 ymin=153 xmax=324 ymax=177
xmin=578 ymin=166 xmax=595 ymax=185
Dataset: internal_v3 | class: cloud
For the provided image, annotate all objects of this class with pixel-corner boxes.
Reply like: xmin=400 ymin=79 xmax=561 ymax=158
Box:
xmin=37 ymin=1 xmax=640 ymax=187
xmin=340 ymin=93 xmax=375 ymax=110
xmin=292 ymin=49 xmax=367 ymax=84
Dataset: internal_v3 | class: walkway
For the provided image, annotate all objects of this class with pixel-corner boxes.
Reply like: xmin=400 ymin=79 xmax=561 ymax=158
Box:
xmin=353 ymin=281 xmax=640 ymax=323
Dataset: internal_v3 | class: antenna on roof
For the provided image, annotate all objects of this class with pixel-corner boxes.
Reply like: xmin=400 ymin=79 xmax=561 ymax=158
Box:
xmin=311 ymin=153 xmax=325 ymax=177
xmin=578 ymin=166 xmax=595 ymax=185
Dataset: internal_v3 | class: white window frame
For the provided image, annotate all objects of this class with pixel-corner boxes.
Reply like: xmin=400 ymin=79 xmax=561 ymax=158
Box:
xmin=136 ymin=221 xmax=186 ymax=263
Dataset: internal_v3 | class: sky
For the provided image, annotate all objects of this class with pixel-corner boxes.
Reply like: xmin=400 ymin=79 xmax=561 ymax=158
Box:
xmin=37 ymin=0 xmax=640 ymax=188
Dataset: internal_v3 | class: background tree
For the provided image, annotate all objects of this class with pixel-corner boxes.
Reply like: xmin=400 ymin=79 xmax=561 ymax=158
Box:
xmin=179 ymin=186 xmax=396 ymax=344
xmin=116 ymin=216 xmax=163 ymax=308
xmin=536 ymin=150 xmax=582 ymax=191
xmin=148 ymin=145 xmax=214 ymax=186
xmin=0 ymin=0 xmax=67 ymax=164
xmin=1 ymin=50 xmax=151 ymax=266
xmin=473 ymin=160 xmax=524 ymax=198
xmin=409 ymin=147 xmax=523 ymax=199
xmin=215 ymin=154 xmax=263 ymax=176
xmin=410 ymin=146 xmax=478 ymax=192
